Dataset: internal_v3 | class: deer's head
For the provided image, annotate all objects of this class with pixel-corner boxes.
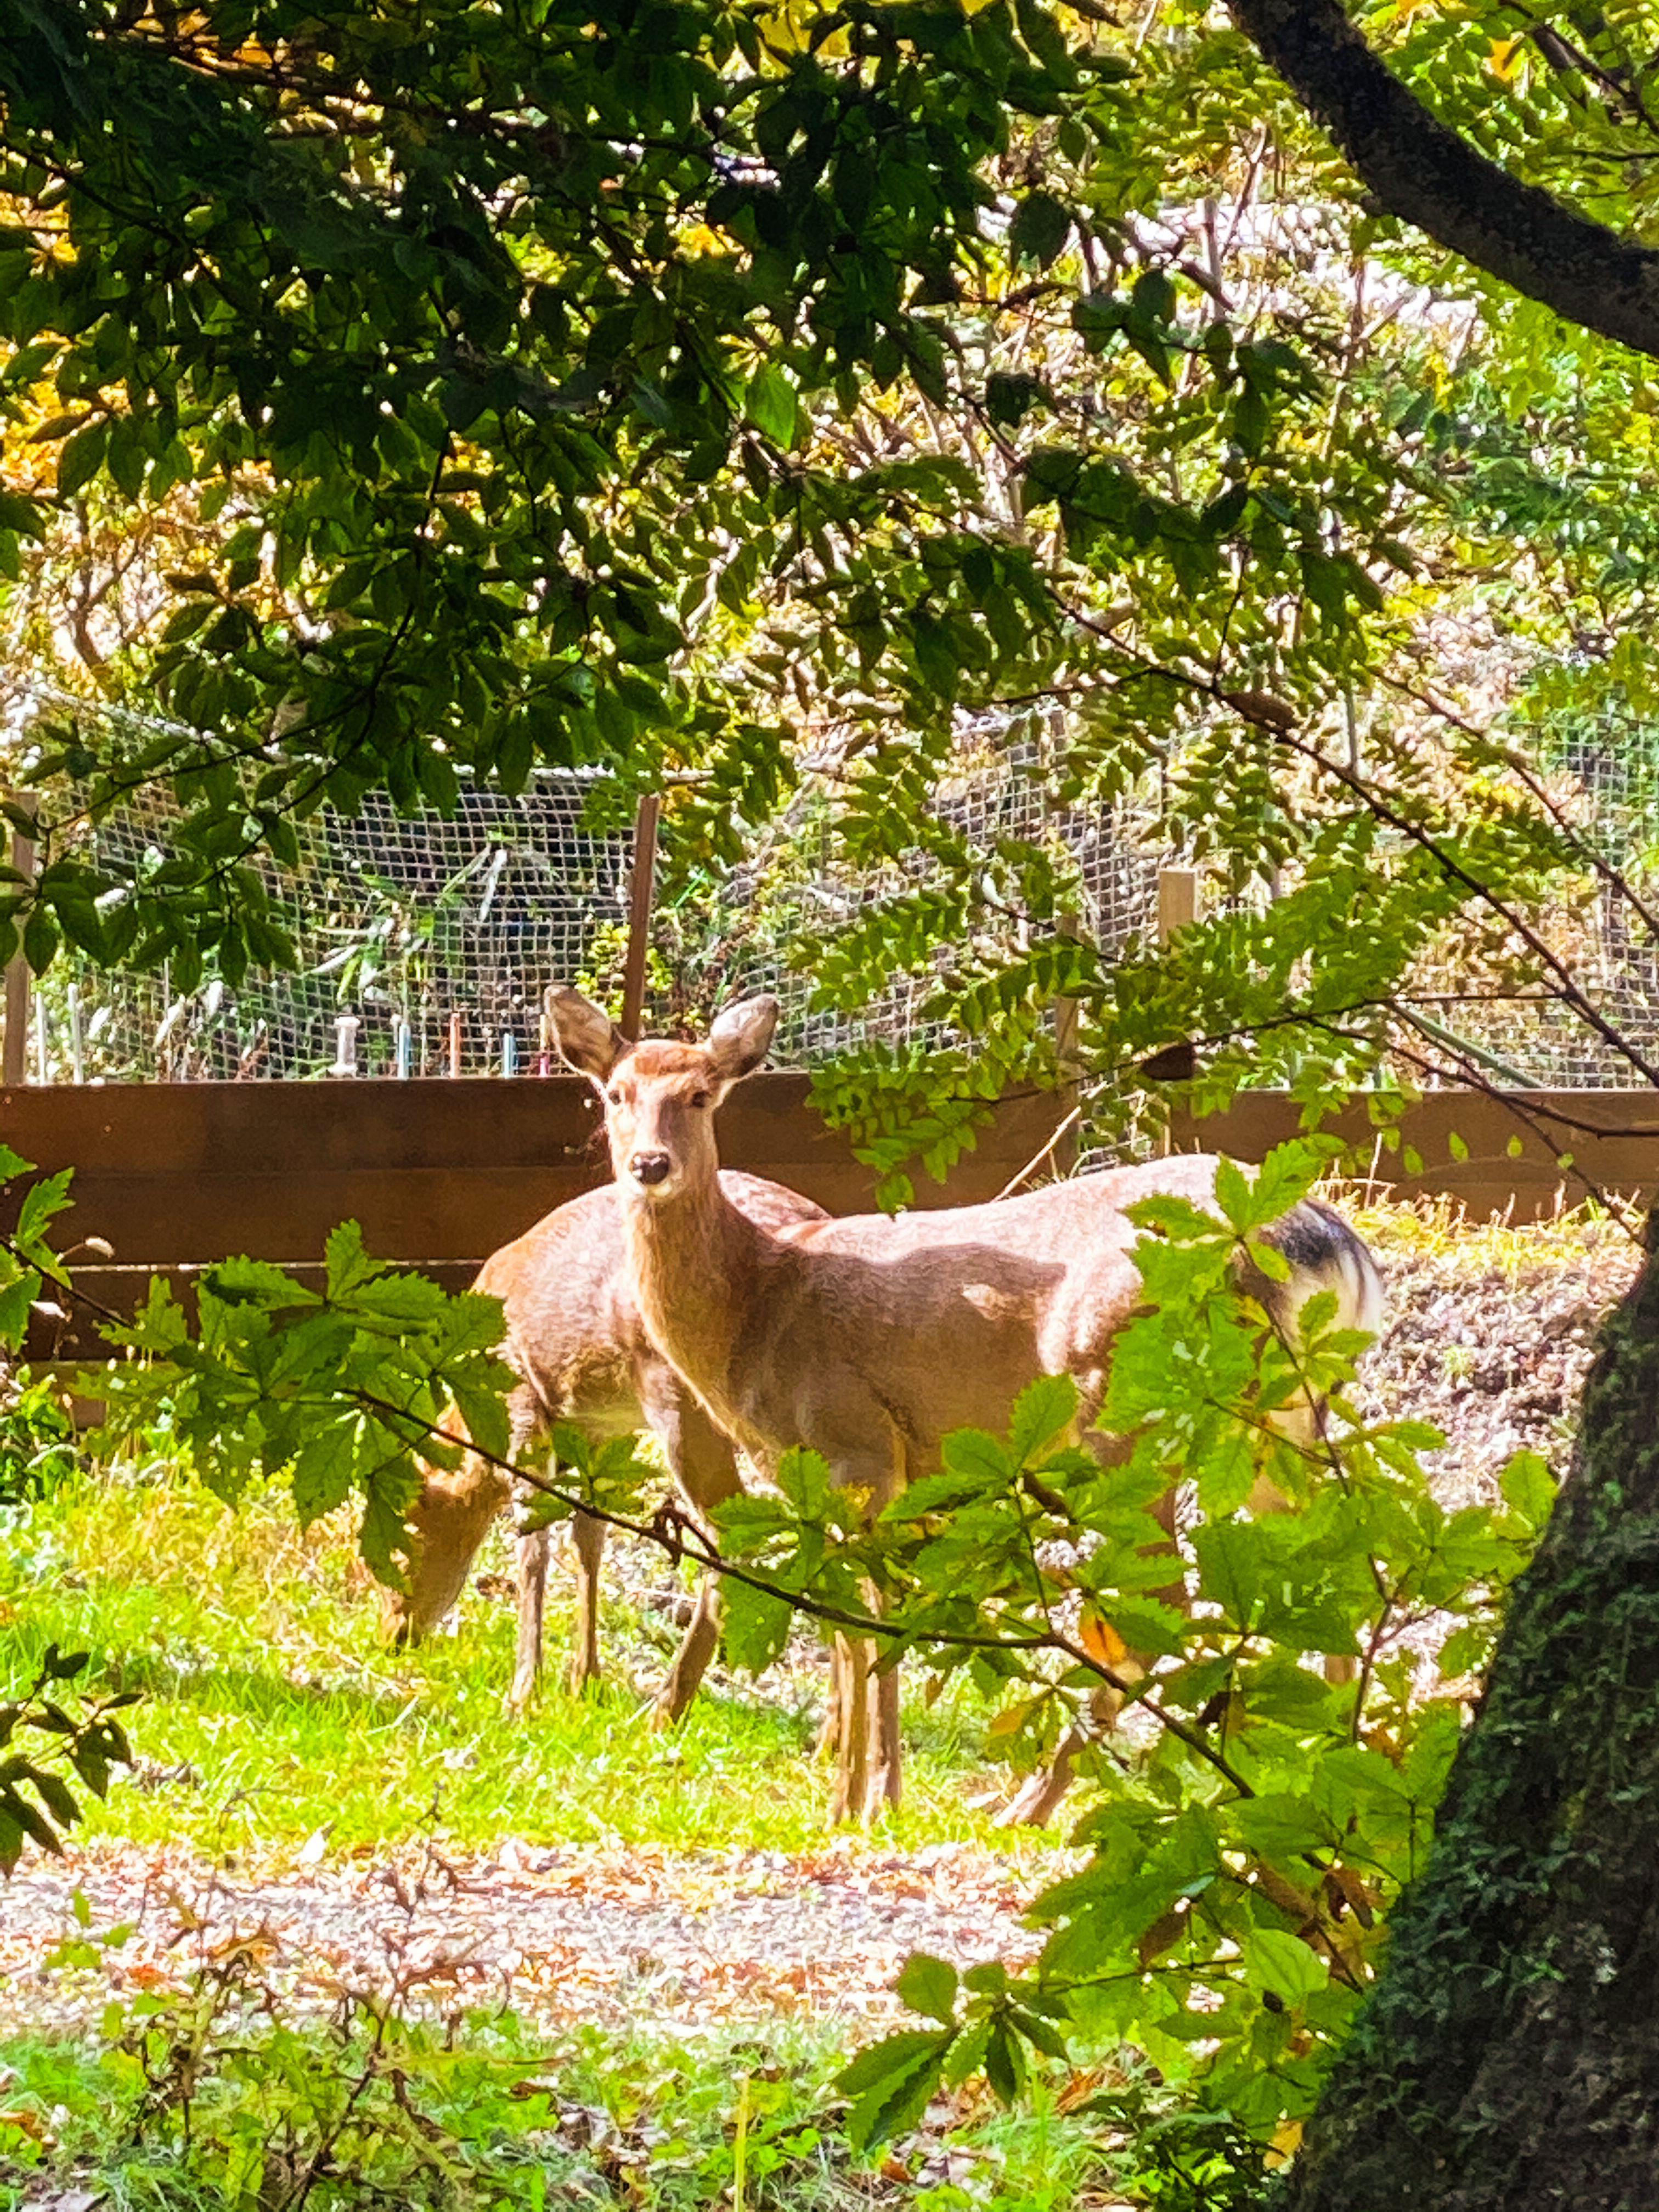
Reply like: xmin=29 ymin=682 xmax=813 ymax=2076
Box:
xmin=546 ymin=986 xmax=779 ymax=1201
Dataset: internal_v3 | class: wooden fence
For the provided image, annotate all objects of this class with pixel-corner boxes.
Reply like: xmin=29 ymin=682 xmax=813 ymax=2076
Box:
xmin=5 ymin=1076 xmax=1658 ymax=1360
xmin=1 ymin=1074 xmax=1067 ymax=1358
xmin=1173 ymin=1087 xmax=1659 ymax=1221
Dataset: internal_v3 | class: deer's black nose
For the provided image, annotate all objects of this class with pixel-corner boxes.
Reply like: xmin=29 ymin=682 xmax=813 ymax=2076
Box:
xmin=631 ymin=1152 xmax=672 ymax=1187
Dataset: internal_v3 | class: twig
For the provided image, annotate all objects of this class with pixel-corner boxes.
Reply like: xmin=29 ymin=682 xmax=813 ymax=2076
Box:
xmin=990 ymin=1104 xmax=1083 ymax=1201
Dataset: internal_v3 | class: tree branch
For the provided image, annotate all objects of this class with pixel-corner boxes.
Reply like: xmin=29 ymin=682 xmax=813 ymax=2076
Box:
xmin=1227 ymin=0 xmax=1659 ymax=359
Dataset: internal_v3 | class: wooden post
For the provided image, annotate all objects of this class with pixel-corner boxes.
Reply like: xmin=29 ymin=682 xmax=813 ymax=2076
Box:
xmin=1155 ymin=867 xmax=1200 ymax=1154
xmin=3 ymin=794 xmax=37 ymax=1086
xmin=1157 ymin=865 xmax=1198 ymax=947
xmin=1051 ymin=909 xmax=1082 ymax=1175
xmin=620 ymin=791 xmax=661 ymax=1041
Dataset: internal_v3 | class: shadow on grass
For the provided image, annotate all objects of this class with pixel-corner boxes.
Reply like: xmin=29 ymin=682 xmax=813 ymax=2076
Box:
xmin=87 ymin=1645 xmax=415 ymax=1726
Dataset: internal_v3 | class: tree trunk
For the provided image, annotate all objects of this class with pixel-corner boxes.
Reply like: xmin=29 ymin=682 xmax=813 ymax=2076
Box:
xmin=1280 ymin=1209 xmax=1659 ymax=2209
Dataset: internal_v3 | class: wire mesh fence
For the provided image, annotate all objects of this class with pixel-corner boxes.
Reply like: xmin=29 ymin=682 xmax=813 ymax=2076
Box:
xmin=19 ymin=706 xmax=1165 ymax=1084
xmin=1402 ymin=710 xmax=1659 ymax=1090
xmin=35 ymin=774 xmax=635 ymax=1083
xmin=16 ymin=696 xmax=1659 ymax=1091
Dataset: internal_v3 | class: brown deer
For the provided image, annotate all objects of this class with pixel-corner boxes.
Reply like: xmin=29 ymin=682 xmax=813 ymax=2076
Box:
xmin=546 ymin=984 xmax=1384 ymax=1824
xmin=385 ymin=1172 xmax=826 ymax=1719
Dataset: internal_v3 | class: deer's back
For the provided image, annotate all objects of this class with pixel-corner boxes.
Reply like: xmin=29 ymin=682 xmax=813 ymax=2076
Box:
xmin=724 ymin=1156 xmax=1375 ymax=1464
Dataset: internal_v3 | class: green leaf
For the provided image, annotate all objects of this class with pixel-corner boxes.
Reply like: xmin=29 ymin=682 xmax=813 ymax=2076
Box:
xmin=1008 ymin=1373 xmax=1079 ymax=1465
xmin=1192 ymin=1520 xmax=1262 ymax=1626
xmin=1499 ymin=1449 xmax=1556 ymax=1532
xmin=22 ymin=905 xmax=58 ymax=976
xmin=838 ymin=2028 xmax=955 ymax=2151
xmin=1231 ymin=1792 xmax=1331 ymax=1862
xmin=986 ymin=371 xmax=1046 ymax=428
xmin=290 ymin=1421 xmax=358 ymax=1527
xmin=1243 ymin=1925 xmax=1328 ymax=2008
xmin=720 ymin=1579 xmax=795 ymax=1677
xmin=745 ymin=368 xmax=799 ymax=448
xmin=1009 ymin=192 xmax=1072 ymax=270
xmin=895 ymin=1951 xmax=959 ymax=2025
xmin=359 ymin=1454 xmax=421 ymax=1586
xmin=57 ymin=417 xmax=109 ymax=497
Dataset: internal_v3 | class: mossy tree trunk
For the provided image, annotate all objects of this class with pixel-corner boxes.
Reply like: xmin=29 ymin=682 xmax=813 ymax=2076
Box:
xmin=1281 ymin=1211 xmax=1659 ymax=2211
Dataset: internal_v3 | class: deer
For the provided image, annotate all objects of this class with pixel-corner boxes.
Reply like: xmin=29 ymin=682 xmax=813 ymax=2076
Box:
xmin=546 ymin=984 xmax=1385 ymax=1825
xmin=384 ymin=1172 xmax=826 ymax=1720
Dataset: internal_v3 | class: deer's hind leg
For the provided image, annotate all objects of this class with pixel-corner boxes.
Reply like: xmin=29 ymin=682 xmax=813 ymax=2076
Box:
xmin=994 ymin=1410 xmax=1180 ymax=1831
xmin=564 ymin=1504 xmax=606 ymax=1698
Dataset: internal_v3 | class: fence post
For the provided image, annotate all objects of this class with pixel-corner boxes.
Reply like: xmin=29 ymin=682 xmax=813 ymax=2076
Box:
xmin=620 ymin=791 xmax=661 ymax=1041
xmin=1157 ymin=865 xmax=1198 ymax=950
xmin=1051 ymin=909 xmax=1083 ymax=1173
xmin=3 ymin=793 xmax=37 ymax=1086
xmin=1155 ymin=867 xmax=1200 ymax=1154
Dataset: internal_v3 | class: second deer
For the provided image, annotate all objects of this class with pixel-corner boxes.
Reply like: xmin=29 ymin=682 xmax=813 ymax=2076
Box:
xmin=386 ymin=1172 xmax=825 ymax=1717
xmin=548 ymin=984 xmax=1384 ymax=1824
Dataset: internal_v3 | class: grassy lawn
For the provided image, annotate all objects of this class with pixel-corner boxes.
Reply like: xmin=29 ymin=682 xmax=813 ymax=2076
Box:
xmin=0 ymin=1462 xmax=1139 ymax=2212
xmin=0 ymin=1457 xmax=1009 ymax=1860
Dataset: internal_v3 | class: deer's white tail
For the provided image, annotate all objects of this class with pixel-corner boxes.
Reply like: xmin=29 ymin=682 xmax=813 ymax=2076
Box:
xmin=1257 ymin=1197 xmax=1386 ymax=1344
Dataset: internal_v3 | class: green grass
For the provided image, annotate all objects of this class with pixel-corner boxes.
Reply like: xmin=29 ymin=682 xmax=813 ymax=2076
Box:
xmin=0 ymin=1459 xmax=1020 ymax=1859
xmin=0 ymin=2007 xmax=1139 ymax=2212
xmin=0 ymin=1455 xmax=1135 ymax=2211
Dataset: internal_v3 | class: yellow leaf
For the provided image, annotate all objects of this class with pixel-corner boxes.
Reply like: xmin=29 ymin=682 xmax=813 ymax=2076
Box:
xmin=1078 ymin=1605 xmax=1133 ymax=1670
xmin=1267 ymin=2118 xmax=1305 ymax=2169
xmin=1488 ymin=36 xmax=1524 ymax=81
xmin=986 ymin=1699 xmax=1033 ymax=1740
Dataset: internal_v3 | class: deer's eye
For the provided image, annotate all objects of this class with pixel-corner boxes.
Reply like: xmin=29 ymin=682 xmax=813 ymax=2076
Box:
xmin=689 ymin=1090 xmax=710 ymax=1110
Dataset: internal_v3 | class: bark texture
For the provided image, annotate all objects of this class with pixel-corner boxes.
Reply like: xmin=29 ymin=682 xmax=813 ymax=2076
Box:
xmin=1228 ymin=0 xmax=1659 ymax=361
xmin=1278 ymin=1208 xmax=1659 ymax=2210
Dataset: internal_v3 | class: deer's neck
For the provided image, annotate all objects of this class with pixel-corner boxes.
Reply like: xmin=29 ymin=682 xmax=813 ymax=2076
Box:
xmin=619 ymin=1172 xmax=763 ymax=1434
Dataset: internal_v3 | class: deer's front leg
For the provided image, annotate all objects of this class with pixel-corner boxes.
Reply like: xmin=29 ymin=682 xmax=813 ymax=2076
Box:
xmin=642 ymin=1370 xmax=744 ymax=1726
xmin=510 ymin=1522 xmax=550 ymax=1711
xmin=566 ymin=1504 xmax=606 ymax=1698
xmin=807 ymin=1408 xmax=905 ymax=1826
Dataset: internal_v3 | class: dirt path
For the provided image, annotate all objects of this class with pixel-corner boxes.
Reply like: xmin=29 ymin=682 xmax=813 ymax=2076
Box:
xmin=0 ymin=1840 xmax=1043 ymax=2040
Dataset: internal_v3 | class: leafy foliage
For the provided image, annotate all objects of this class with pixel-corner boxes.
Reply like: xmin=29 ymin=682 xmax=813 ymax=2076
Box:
xmin=0 ymin=1641 xmax=135 ymax=1875
xmin=35 ymin=1128 xmax=1550 ymax=2137
xmin=699 ymin=1142 xmax=1546 ymax=2145
xmin=93 ymin=1221 xmax=516 ymax=1587
xmin=0 ymin=1140 xmax=75 ymax=1348
xmin=0 ymin=1146 xmax=137 ymax=1871
xmin=7 ymin=0 xmax=1657 ymax=1197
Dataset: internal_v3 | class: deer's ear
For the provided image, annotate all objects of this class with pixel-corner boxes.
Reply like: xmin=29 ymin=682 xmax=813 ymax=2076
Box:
xmin=546 ymin=986 xmax=630 ymax=1081
xmin=707 ymin=994 xmax=779 ymax=1086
